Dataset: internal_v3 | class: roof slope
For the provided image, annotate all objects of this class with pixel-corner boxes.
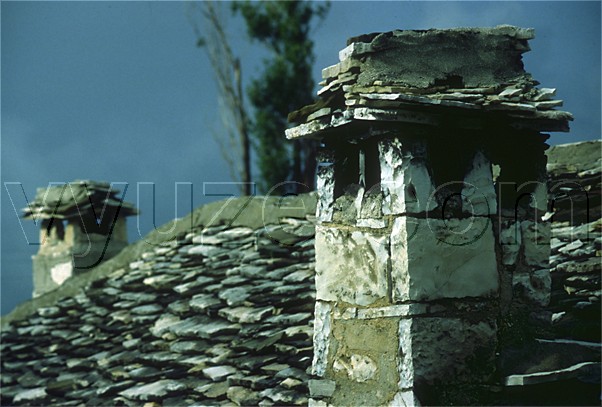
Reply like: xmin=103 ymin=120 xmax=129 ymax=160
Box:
xmin=1 ymin=194 xmax=318 ymax=406
xmin=546 ymin=140 xmax=601 ymax=342
xmin=1 ymin=141 xmax=600 ymax=406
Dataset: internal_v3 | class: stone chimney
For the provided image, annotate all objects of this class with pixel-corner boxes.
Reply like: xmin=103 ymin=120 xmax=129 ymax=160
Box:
xmin=22 ymin=180 xmax=138 ymax=297
xmin=287 ymin=26 xmax=572 ymax=405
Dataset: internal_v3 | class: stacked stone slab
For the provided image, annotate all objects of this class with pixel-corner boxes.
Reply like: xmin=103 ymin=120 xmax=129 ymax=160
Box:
xmin=547 ymin=141 xmax=601 ymax=342
xmin=547 ymin=140 xmax=601 ymax=225
xmin=286 ymin=26 xmax=572 ymax=405
xmin=1 ymin=195 xmax=317 ymax=406
xmin=23 ymin=180 xmax=138 ymax=297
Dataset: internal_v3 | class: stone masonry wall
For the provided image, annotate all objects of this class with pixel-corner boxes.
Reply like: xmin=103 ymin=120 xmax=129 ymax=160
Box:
xmin=309 ymin=129 xmax=522 ymax=405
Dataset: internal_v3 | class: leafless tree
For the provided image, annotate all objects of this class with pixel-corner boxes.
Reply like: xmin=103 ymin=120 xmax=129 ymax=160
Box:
xmin=188 ymin=1 xmax=252 ymax=196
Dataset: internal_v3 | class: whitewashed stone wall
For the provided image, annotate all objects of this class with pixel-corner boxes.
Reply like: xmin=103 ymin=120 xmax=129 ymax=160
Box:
xmin=309 ymin=130 xmax=518 ymax=406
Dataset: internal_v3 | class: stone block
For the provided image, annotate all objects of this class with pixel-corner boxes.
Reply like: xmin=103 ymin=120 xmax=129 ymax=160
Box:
xmin=315 ymin=226 xmax=389 ymax=306
xmin=312 ymin=301 xmax=332 ymax=377
xmin=498 ymin=220 xmax=521 ymax=266
xmin=309 ymin=379 xmax=336 ymax=397
xmin=521 ymin=220 xmax=551 ymax=267
xmin=391 ymin=217 xmax=498 ymax=302
xmin=389 ymin=390 xmax=421 ymax=407
xmin=379 ymin=138 xmax=436 ymax=215
xmin=308 ymin=399 xmax=329 ymax=407
xmin=329 ymin=317 xmax=400 ymax=406
xmin=461 ymin=151 xmax=497 ymax=215
xmin=400 ymin=317 xmax=497 ymax=385
xmin=316 ymin=164 xmax=335 ymax=222
xmin=530 ymin=181 xmax=548 ymax=211
xmin=333 ymin=353 xmax=378 ymax=383
xmin=512 ymin=268 xmax=551 ymax=306
xmin=33 ymin=254 xmax=72 ymax=297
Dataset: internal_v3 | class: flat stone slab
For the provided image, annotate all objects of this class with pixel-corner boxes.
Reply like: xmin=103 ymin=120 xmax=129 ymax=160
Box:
xmin=119 ymin=380 xmax=187 ymax=401
xmin=391 ymin=216 xmax=498 ymax=301
xmin=315 ymin=226 xmax=389 ymax=306
xmin=504 ymin=361 xmax=600 ymax=386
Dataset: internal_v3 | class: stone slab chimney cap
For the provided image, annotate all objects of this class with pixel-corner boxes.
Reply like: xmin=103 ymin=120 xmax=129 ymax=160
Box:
xmin=286 ymin=25 xmax=572 ymax=140
xmin=21 ymin=179 xmax=138 ymax=220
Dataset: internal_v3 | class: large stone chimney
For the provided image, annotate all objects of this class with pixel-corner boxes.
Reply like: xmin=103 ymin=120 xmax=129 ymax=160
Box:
xmin=287 ymin=26 xmax=572 ymax=405
xmin=22 ymin=180 xmax=138 ymax=297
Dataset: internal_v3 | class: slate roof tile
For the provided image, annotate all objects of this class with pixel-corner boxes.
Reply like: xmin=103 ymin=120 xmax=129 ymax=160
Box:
xmin=2 ymin=147 xmax=599 ymax=405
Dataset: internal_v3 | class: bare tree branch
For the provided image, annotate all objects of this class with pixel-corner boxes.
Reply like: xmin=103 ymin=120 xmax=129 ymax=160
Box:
xmin=187 ymin=1 xmax=252 ymax=196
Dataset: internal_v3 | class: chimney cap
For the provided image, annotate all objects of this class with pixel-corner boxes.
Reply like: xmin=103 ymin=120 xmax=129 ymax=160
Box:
xmin=287 ymin=25 xmax=572 ymax=140
xmin=21 ymin=180 xmax=138 ymax=220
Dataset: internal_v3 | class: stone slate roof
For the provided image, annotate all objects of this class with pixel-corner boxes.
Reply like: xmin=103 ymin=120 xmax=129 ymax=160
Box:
xmin=496 ymin=140 xmax=601 ymax=404
xmin=21 ymin=180 xmax=138 ymax=220
xmin=1 ymin=195 xmax=317 ymax=406
xmin=547 ymin=141 xmax=601 ymax=343
xmin=1 ymin=141 xmax=600 ymax=406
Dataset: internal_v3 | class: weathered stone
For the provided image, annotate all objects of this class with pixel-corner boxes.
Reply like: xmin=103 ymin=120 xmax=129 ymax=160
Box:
xmin=328 ymin=317 xmax=400 ymax=406
xmin=216 ymin=227 xmax=254 ymax=240
xmin=316 ymin=163 xmax=335 ymax=222
xmin=309 ymin=303 xmax=329 ymax=378
xmin=196 ymin=320 xmax=241 ymax=339
xmin=461 ymin=150 xmax=497 ymax=215
xmin=521 ymin=220 xmax=551 ymax=267
xmin=353 ymin=304 xmax=428 ymax=319
xmin=195 ymin=381 xmax=229 ymax=398
xmin=391 ymin=217 xmax=498 ymax=301
xmin=513 ymin=268 xmax=551 ymax=306
xmin=219 ymin=306 xmax=275 ymax=323
xmin=499 ymin=220 xmax=522 ymax=266
xmin=280 ymin=377 xmax=304 ymax=389
xmin=187 ymin=245 xmax=223 ymax=258
xmin=333 ymin=353 xmax=378 ymax=382
xmin=397 ymin=319 xmax=414 ymax=390
xmin=143 ymin=274 xmax=180 ymax=289
xmin=505 ymin=361 xmax=598 ymax=386
xmin=532 ymin=87 xmax=556 ymax=101
xmin=131 ymin=304 xmax=163 ymax=315
xmin=309 ymin=379 xmax=336 ymax=397
xmin=37 ymin=306 xmax=61 ymax=317
xmin=202 ymin=365 xmax=237 ymax=381
xmin=189 ymin=294 xmax=221 ymax=312
xmin=315 ymin=226 xmax=389 ymax=306
xmin=401 ymin=317 xmax=497 ymax=384
xmin=308 ymin=398 xmax=329 ymax=407
xmin=167 ymin=316 xmax=215 ymax=338
xmin=379 ymin=138 xmax=436 ymax=215
xmin=389 ymin=390 xmax=421 ymax=407
xmin=128 ymin=366 xmax=162 ymax=381
xmin=96 ymin=380 xmax=136 ymax=397
xmin=168 ymin=340 xmax=208 ymax=355
xmin=150 ymin=313 xmax=180 ymax=337
xmin=13 ymin=387 xmax=47 ymax=403
xmin=219 ymin=286 xmax=251 ymax=307
xmin=227 ymin=386 xmax=261 ymax=406
xmin=120 ymin=380 xmax=187 ymax=401
xmin=555 ymin=257 xmax=600 ymax=274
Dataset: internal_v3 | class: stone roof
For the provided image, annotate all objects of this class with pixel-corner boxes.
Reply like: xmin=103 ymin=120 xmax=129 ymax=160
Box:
xmin=1 ymin=141 xmax=600 ymax=405
xmin=496 ymin=141 xmax=601 ymax=404
xmin=1 ymin=194 xmax=317 ymax=406
xmin=21 ymin=180 xmax=138 ymax=220
xmin=546 ymin=140 xmax=601 ymax=343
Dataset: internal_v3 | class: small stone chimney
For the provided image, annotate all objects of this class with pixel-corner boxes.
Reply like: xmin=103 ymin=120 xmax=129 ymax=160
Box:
xmin=287 ymin=26 xmax=572 ymax=405
xmin=22 ymin=180 xmax=138 ymax=297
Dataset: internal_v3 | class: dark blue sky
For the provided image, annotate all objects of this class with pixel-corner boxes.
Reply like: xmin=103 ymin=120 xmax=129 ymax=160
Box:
xmin=2 ymin=1 xmax=600 ymax=314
